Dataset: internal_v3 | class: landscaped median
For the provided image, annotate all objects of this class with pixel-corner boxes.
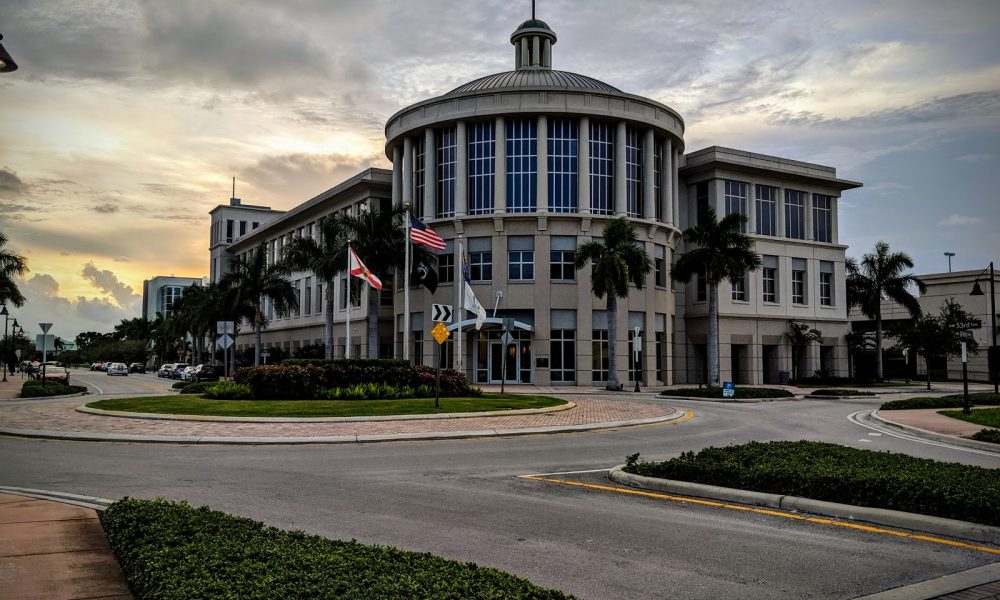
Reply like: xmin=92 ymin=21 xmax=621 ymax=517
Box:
xmin=660 ymin=387 xmax=794 ymax=401
xmin=20 ymin=380 xmax=88 ymax=398
xmin=939 ymin=407 xmax=1000 ymax=445
xmin=612 ymin=441 xmax=1000 ymax=543
xmin=100 ymin=498 xmax=573 ymax=600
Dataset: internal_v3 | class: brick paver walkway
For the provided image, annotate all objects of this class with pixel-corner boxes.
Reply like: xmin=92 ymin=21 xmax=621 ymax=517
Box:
xmin=876 ymin=407 xmax=996 ymax=439
xmin=0 ymin=396 xmax=675 ymax=439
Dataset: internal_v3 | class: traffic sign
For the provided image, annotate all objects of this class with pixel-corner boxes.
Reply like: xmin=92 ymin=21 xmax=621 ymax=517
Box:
xmin=432 ymin=322 xmax=450 ymax=344
xmin=218 ymin=334 xmax=234 ymax=349
xmin=39 ymin=323 xmax=52 ymax=334
xmin=14 ymin=349 xmax=21 ymax=359
xmin=431 ymin=304 xmax=453 ymax=323
xmin=217 ymin=321 xmax=235 ymax=334
xmin=501 ymin=331 xmax=514 ymax=346
xmin=723 ymin=381 xmax=735 ymax=398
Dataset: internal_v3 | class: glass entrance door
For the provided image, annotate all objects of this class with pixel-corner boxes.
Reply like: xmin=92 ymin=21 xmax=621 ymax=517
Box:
xmin=476 ymin=331 xmax=532 ymax=384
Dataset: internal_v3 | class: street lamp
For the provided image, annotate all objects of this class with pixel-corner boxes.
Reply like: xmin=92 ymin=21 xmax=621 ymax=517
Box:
xmin=0 ymin=33 xmax=17 ymax=73
xmin=969 ymin=261 xmax=998 ymax=394
xmin=944 ymin=252 xmax=955 ymax=273
xmin=1 ymin=304 xmax=8 ymax=382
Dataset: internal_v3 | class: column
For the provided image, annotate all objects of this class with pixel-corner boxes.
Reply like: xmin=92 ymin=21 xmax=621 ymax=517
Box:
xmin=805 ymin=192 xmax=814 ymax=241
xmin=579 ymin=117 xmax=591 ymax=214
xmin=664 ymin=138 xmax=673 ymax=224
xmin=543 ymin=39 xmax=552 ymax=67
xmin=643 ymin=129 xmax=655 ymax=220
xmin=532 ymin=36 xmax=540 ymax=67
xmin=521 ymin=38 xmax=530 ymax=68
xmin=672 ymin=148 xmax=681 ymax=225
xmin=495 ymin=116 xmax=507 ymax=213
xmin=402 ymin=137 xmax=413 ymax=209
xmin=746 ymin=182 xmax=756 ymax=234
xmin=615 ymin=121 xmax=627 ymax=215
xmin=831 ymin=196 xmax=839 ymax=243
xmin=776 ymin=186 xmax=786 ymax=238
xmin=456 ymin=121 xmax=467 ymax=217
xmin=391 ymin=146 xmax=402 ymax=209
xmin=537 ymin=115 xmax=548 ymax=213
xmin=423 ymin=128 xmax=436 ymax=219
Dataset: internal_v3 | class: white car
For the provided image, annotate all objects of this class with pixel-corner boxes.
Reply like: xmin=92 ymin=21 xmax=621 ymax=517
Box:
xmin=106 ymin=362 xmax=129 ymax=376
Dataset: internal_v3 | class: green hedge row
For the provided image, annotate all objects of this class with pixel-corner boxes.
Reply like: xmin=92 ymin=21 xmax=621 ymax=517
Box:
xmin=20 ymin=380 xmax=87 ymax=398
xmin=808 ymin=388 xmax=877 ymax=397
xmin=972 ymin=429 xmax=1000 ymax=444
xmin=659 ymin=387 xmax=794 ymax=399
xmin=100 ymin=498 xmax=572 ymax=600
xmin=623 ymin=441 xmax=1000 ymax=526
xmin=879 ymin=392 xmax=1000 ymax=411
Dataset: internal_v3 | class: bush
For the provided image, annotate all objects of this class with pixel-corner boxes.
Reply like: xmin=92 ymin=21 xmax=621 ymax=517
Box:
xmin=659 ymin=387 xmax=794 ymax=399
xmin=623 ymin=441 xmax=1000 ymax=526
xmin=21 ymin=380 xmax=87 ymax=398
xmin=971 ymin=429 xmax=1000 ymax=444
xmin=203 ymin=382 xmax=252 ymax=400
xmin=179 ymin=381 xmax=213 ymax=395
xmin=171 ymin=381 xmax=187 ymax=390
xmin=880 ymin=392 xmax=1000 ymax=411
xmin=100 ymin=498 xmax=572 ymax=600
xmin=809 ymin=388 xmax=876 ymax=397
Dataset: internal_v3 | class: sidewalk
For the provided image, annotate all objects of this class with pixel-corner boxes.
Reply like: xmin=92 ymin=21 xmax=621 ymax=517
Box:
xmin=876 ymin=407 xmax=995 ymax=439
xmin=0 ymin=492 xmax=131 ymax=600
xmin=0 ymin=375 xmax=23 ymax=400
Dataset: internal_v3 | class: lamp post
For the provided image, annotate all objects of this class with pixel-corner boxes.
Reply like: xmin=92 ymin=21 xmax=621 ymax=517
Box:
xmin=944 ymin=252 xmax=955 ymax=273
xmin=1 ymin=304 xmax=8 ymax=382
xmin=11 ymin=321 xmax=19 ymax=376
xmin=970 ymin=261 xmax=998 ymax=394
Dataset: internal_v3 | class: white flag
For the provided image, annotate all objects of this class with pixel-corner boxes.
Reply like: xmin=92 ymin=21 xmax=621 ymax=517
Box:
xmin=462 ymin=266 xmax=487 ymax=330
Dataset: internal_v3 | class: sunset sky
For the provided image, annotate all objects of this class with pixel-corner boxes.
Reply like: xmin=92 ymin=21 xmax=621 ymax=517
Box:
xmin=1 ymin=0 xmax=998 ymax=340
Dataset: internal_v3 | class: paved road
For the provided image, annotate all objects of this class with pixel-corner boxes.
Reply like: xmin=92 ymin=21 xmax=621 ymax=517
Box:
xmin=1 ymin=372 xmax=997 ymax=599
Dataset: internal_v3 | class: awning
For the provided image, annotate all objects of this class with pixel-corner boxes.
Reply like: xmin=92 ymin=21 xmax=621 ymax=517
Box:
xmin=446 ymin=317 xmax=534 ymax=332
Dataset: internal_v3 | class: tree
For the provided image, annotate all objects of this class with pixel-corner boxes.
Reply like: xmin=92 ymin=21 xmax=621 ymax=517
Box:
xmin=787 ymin=322 xmax=822 ymax=381
xmin=0 ymin=231 xmax=28 ymax=307
xmin=221 ymin=243 xmax=298 ymax=366
xmin=76 ymin=331 xmax=115 ymax=351
xmin=894 ymin=298 xmax=980 ymax=390
xmin=574 ymin=217 xmax=652 ymax=391
xmin=170 ymin=284 xmax=228 ymax=365
xmin=846 ymin=241 xmax=926 ymax=381
xmin=114 ymin=317 xmax=154 ymax=343
xmin=672 ymin=207 xmax=761 ymax=387
xmin=844 ymin=329 xmax=875 ymax=380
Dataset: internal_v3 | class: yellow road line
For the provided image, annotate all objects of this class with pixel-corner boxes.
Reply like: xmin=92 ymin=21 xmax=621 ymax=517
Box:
xmin=521 ymin=475 xmax=1000 ymax=556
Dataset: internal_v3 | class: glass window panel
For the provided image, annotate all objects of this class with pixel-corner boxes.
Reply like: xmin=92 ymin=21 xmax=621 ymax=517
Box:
xmin=437 ymin=127 xmax=457 ymax=217
xmin=468 ymin=121 xmax=495 ymax=215
xmin=724 ymin=180 xmax=748 ymax=232
xmin=506 ymin=118 xmax=537 ymax=212
xmin=589 ymin=122 xmax=613 ymax=215
xmin=785 ymin=190 xmax=806 ymax=239
xmin=626 ymin=127 xmax=643 ymax=217
xmin=547 ymin=118 xmax=578 ymax=213
xmin=755 ymin=184 xmax=777 ymax=236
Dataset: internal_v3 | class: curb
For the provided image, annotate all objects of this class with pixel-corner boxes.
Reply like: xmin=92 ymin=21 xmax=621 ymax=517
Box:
xmin=607 ymin=467 xmax=1000 ymax=546
xmin=852 ymin=562 xmax=1000 ymax=600
xmin=870 ymin=410 xmax=1000 ymax=454
xmin=74 ymin=400 xmax=577 ymax=423
xmin=0 ymin=410 xmax=688 ymax=445
xmin=2 ymin=391 xmax=89 ymax=402
xmin=803 ymin=394 xmax=879 ymax=400
xmin=657 ymin=395 xmax=799 ymax=403
xmin=0 ymin=485 xmax=113 ymax=510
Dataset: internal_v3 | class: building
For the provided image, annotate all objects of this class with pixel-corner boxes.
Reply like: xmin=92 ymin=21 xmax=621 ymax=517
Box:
xmin=141 ymin=276 xmax=206 ymax=320
xmin=214 ymin=14 xmax=862 ymax=386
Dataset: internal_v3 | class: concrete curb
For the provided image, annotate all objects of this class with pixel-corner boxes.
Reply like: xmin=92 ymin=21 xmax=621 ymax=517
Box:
xmin=870 ymin=410 xmax=1000 ymax=454
xmin=608 ymin=467 xmax=1000 ymax=546
xmin=74 ymin=400 xmax=577 ymax=423
xmin=0 ymin=410 xmax=688 ymax=445
xmin=852 ymin=562 xmax=1000 ymax=600
xmin=2 ymin=391 xmax=89 ymax=402
xmin=803 ymin=394 xmax=879 ymax=400
xmin=657 ymin=394 xmax=800 ymax=403
xmin=0 ymin=485 xmax=113 ymax=510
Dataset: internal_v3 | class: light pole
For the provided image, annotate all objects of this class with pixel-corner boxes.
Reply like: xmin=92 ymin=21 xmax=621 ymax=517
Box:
xmin=944 ymin=252 xmax=955 ymax=273
xmin=969 ymin=261 xmax=998 ymax=394
xmin=1 ymin=304 xmax=8 ymax=382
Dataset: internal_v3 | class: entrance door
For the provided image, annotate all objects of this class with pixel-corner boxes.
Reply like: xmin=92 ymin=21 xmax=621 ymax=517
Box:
xmin=485 ymin=333 xmax=529 ymax=383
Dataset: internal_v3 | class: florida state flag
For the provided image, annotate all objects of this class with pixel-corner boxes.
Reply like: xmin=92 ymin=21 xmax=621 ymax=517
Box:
xmin=349 ymin=248 xmax=383 ymax=290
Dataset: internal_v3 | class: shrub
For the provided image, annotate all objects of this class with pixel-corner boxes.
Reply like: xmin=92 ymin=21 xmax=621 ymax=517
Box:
xmin=971 ymin=429 xmax=1000 ymax=444
xmin=659 ymin=387 xmax=794 ymax=399
xmin=100 ymin=498 xmax=573 ymax=600
xmin=416 ymin=384 xmax=434 ymax=398
xmin=21 ymin=380 xmax=87 ymax=398
xmin=233 ymin=365 xmax=324 ymax=399
xmin=203 ymin=382 xmax=252 ymax=400
xmin=623 ymin=441 xmax=1000 ymax=527
xmin=171 ymin=381 xmax=187 ymax=390
xmin=809 ymin=389 xmax=876 ymax=397
xmin=880 ymin=392 xmax=1000 ymax=411
xmin=179 ymin=381 xmax=213 ymax=395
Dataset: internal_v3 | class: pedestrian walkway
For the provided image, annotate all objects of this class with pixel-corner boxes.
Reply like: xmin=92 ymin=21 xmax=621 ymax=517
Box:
xmin=876 ymin=407 xmax=991 ymax=439
xmin=0 ymin=492 xmax=131 ymax=600
xmin=0 ymin=375 xmax=23 ymax=400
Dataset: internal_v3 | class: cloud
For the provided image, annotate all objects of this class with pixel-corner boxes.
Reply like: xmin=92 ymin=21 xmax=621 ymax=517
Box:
xmin=240 ymin=151 xmax=386 ymax=200
xmin=766 ymin=91 xmax=1000 ymax=129
xmin=93 ymin=202 xmax=120 ymax=213
xmin=81 ymin=262 xmax=141 ymax=308
xmin=15 ymin=273 xmax=135 ymax=338
xmin=0 ymin=168 xmax=26 ymax=196
xmin=938 ymin=214 xmax=983 ymax=226
xmin=956 ymin=153 xmax=993 ymax=162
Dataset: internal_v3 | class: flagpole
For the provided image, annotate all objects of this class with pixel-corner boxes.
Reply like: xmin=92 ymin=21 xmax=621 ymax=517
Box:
xmin=346 ymin=239 xmax=351 ymax=359
xmin=403 ymin=204 xmax=411 ymax=362
xmin=456 ymin=236 xmax=464 ymax=376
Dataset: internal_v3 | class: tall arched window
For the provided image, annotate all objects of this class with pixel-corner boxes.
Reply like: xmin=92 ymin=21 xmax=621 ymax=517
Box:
xmin=547 ymin=118 xmax=578 ymax=213
xmin=468 ymin=121 xmax=495 ymax=214
xmin=412 ymin=136 xmax=425 ymax=218
xmin=506 ymin=118 xmax=537 ymax=212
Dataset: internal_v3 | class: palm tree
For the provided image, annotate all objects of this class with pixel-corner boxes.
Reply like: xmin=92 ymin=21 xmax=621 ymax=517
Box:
xmin=787 ymin=321 xmax=822 ymax=381
xmin=171 ymin=284 xmax=227 ymax=365
xmin=846 ymin=241 xmax=925 ymax=381
xmin=280 ymin=216 xmax=344 ymax=359
xmin=221 ymin=243 xmax=299 ymax=366
xmin=574 ymin=217 xmax=652 ymax=391
xmin=0 ymin=231 xmax=28 ymax=307
xmin=672 ymin=207 xmax=761 ymax=387
xmin=844 ymin=329 xmax=874 ymax=380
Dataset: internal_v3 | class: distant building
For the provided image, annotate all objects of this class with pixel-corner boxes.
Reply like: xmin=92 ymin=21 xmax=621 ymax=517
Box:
xmin=141 ymin=276 xmax=206 ymax=320
xmin=209 ymin=195 xmax=284 ymax=284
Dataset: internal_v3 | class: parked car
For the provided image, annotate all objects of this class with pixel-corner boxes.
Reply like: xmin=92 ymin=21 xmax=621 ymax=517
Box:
xmin=90 ymin=362 xmax=104 ymax=371
xmin=192 ymin=364 xmax=220 ymax=382
xmin=158 ymin=363 xmax=176 ymax=378
xmin=179 ymin=365 xmax=197 ymax=382
xmin=171 ymin=363 xmax=191 ymax=379
xmin=106 ymin=362 xmax=128 ymax=376
xmin=128 ymin=363 xmax=146 ymax=374
xmin=42 ymin=363 xmax=70 ymax=384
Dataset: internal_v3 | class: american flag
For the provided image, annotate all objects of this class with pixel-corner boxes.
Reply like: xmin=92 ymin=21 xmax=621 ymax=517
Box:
xmin=409 ymin=215 xmax=446 ymax=251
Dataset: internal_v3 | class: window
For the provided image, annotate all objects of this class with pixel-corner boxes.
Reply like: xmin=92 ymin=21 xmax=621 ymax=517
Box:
xmin=437 ymin=127 xmax=457 ymax=217
xmin=341 ymin=278 xmax=361 ymax=310
xmin=732 ymin=276 xmax=747 ymax=301
xmin=696 ymin=272 xmax=706 ymax=302
xmin=695 ymin=182 xmax=709 ymax=223
xmin=507 ymin=118 xmax=537 ymax=212
xmin=412 ymin=330 xmax=424 ymax=366
xmin=762 ymin=255 xmax=778 ymax=303
xmin=792 ymin=258 xmax=807 ymax=304
xmin=655 ymin=314 xmax=666 ymax=383
xmin=252 ymin=221 xmax=260 ymax=230
xmin=755 ymin=185 xmax=777 ymax=236
xmin=438 ymin=242 xmax=455 ymax=284
xmin=813 ymin=194 xmax=832 ymax=243
xmin=225 ymin=220 xmax=233 ymax=243
xmin=550 ymin=330 xmax=576 ymax=382
xmin=304 ymin=277 xmax=312 ymax=315
xmin=305 ymin=222 xmax=314 ymax=239
xmin=413 ymin=136 xmax=425 ymax=219
xmin=724 ymin=180 xmax=748 ymax=232
xmin=468 ymin=121 xmax=495 ymax=214
xmin=592 ymin=329 xmax=609 ymax=382
xmin=316 ymin=282 xmax=323 ymax=314
xmin=550 ymin=236 xmax=576 ymax=281
xmin=785 ymin=190 xmax=806 ymax=239
xmin=820 ymin=261 xmax=834 ymax=306
xmin=590 ymin=121 xmax=613 ymax=214
xmin=468 ymin=237 xmax=492 ymax=282
xmin=625 ymin=127 xmax=643 ymax=217
xmin=239 ymin=221 xmax=247 ymax=236
xmin=548 ymin=118 xmax=578 ymax=212
xmin=160 ymin=286 xmax=183 ymax=317
xmin=654 ymin=244 xmax=666 ymax=287
xmin=654 ymin=139 xmax=663 ymax=221
xmin=508 ymin=236 xmax=534 ymax=281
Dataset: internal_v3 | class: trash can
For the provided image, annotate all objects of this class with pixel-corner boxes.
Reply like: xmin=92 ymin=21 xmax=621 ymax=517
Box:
xmin=779 ymin=370 xmax=791 ymax=385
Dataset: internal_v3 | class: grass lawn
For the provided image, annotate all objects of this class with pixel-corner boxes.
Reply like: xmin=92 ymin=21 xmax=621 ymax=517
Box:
xmin=86 ymin=394 xmax=566 ymax=418
xmin=939 ymin=407 xmax=1000 ymax=429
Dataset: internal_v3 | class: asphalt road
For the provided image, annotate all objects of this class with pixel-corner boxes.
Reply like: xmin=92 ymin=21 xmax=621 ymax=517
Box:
xmin=1 ymin=371 xmax=997 ymax=599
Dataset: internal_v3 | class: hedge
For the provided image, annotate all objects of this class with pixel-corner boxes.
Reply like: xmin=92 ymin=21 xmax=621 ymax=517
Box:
xmin=972 ymin=429 xmax=1000 ymax=444
xmin=659 ymin=387 xmax=794 ymax=399
xmin=879 ymin=392 xmax=1000 ymax=411
xmin=20 ymin=380 xmax=87 ymax=398
xmin=100 ymin=498 xmax=573 ymax=600
xmin=171 ymin=381 xmax=187 ymax=390
xmin=179 ymin=381 xmax=213 ymax=395
xmin=623 ymin=441 xmax=1000 ymax=526
xmin=808 ymin=388 xmax=876 ymax=397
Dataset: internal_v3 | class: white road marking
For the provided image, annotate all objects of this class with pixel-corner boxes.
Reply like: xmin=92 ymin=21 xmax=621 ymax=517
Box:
xmin=857 ymin=439 xmax=872 ymax=443
xmin=517 ymin=468 xmax=612 ymax=478
xmin=848 ymin=410 xmax=999 ymax=457
xmin=868 ymin=432 xmax=882 ymax=437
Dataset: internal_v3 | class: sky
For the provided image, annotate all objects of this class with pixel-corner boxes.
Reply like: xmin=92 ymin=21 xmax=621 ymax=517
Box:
xmin=1 ymin=0 xmax=998 ymax=341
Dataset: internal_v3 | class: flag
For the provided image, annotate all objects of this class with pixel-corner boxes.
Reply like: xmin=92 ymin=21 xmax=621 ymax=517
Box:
xmin=409 ymin=215 xmax=446 ymax=250
xmin=349 ymin=248 xmax=383 ymax=290
xmin=412 ymin=258 xmax=439 ymax=294
xmin=463 ymin=265 xmax=486 ymax=330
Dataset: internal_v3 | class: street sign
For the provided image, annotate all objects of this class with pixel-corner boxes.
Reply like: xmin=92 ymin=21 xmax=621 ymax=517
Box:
xmin=431 ymin=303 xmax=453 ymax=323
xmin=39 ymin=323 xmax=52 ymax=334
xmin=217 ymin=321 xmax=235 ymax=335
xmin=35 ymin=334 xmax=55 ymax=349
xmin=14 ymin=349 xmax=21 ymax=359
xmin=261 ymin=350 xmax=270 ymax=357
xmin=949 ymin=319 xmax=982 ymax=331
xmin=432 ymin=322 xmax=450 ymax=344
xmin=502 ymin=318 xmax=515 ymax=332
xmin=218 ymin=334 xmax=234 ymax=350
xmin=501 ymin=331 xmax=514 ymax=346
xmin=723 ymin=381 xmax=735 ymax=398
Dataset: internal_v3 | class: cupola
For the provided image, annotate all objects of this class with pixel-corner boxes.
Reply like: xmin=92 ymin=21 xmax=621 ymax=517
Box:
xmin=510 ymin=13 xmax=556 ymax=70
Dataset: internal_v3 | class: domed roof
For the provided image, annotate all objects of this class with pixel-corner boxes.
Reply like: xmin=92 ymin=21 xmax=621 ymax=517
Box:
xmin=447 ymin=69 xmax=622 ymax=96
xmin=515 ymin=18 xmax=552 ymax=31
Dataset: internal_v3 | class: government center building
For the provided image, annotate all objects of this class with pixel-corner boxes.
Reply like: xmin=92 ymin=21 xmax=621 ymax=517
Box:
xmin=210 ymin=15 xmax=862 ymax=387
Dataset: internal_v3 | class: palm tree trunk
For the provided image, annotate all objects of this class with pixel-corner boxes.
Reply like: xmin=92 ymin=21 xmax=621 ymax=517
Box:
xmin=324 ymin=282 xmax=334 ymax=360
xmin=607 ymin=294 xmax=619 ymax=391
xmin=875 ymin=314 xmax=884 ymax=382
xmin=708 ymin=282 xmax=720 ymax=387
xmin=254 ymin=298 xmax=263 ymax=366
xmin=925 ymin=357 xmax=931 ymax=390
xmin=367 ymin=286 xmax=379 ymax=358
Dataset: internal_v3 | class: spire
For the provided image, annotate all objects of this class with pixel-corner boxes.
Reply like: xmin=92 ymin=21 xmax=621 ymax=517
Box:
xmin=511 ymin=2 xmax=556 ymax=70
